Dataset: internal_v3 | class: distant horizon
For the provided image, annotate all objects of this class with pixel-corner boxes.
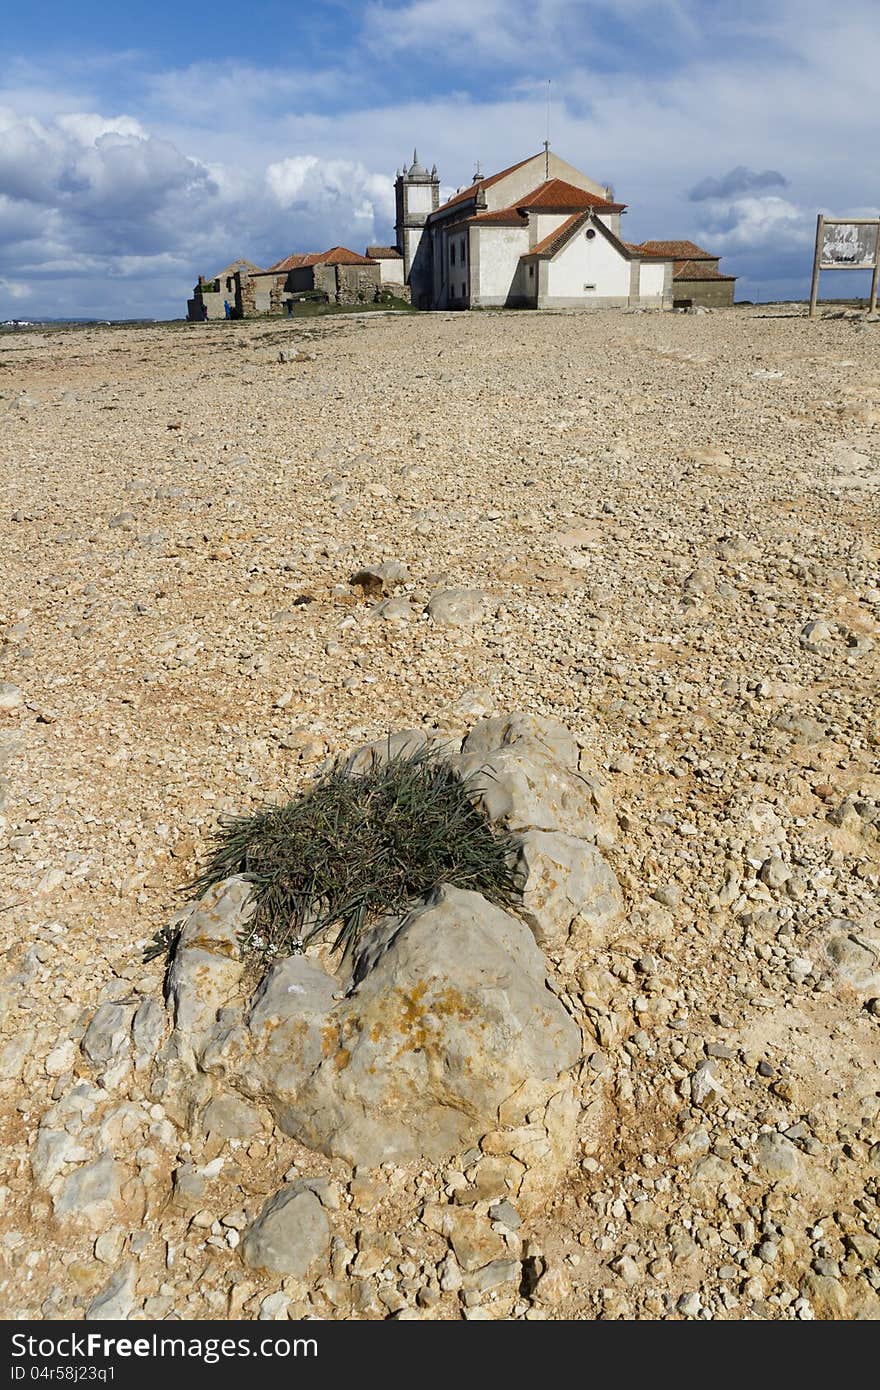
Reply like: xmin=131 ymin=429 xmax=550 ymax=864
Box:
xmin=3 ymin=289 xmax=879 ymax=326
xmin=3 ymin=293 xmax=878 ymax=327
xmin=2 ymin=0 xmax=878 ymax=321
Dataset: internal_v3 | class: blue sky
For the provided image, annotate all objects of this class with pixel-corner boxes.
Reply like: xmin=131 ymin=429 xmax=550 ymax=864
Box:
xmin=2 ymin=0 xmax=878 ymax=318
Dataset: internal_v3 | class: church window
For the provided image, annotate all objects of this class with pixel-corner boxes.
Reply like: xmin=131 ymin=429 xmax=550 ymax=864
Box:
xmin=450 ymin=242 xmax=456 ymax=265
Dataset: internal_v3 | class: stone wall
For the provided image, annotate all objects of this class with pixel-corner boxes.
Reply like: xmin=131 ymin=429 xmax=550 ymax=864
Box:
xmin=194 ymin=262 xmax=396 ymax=318
xmin=380 ymin=282 xmax=411 ymax=303
xmin=673 ymin=278 xmax=736 ymax=309
xmin=313 ymin=263 xmax=382 ymax=305
xmin=236 ymin=272 xmax=289 ymax=318
xmin=187 ymin=284 xmax=230 ymax=321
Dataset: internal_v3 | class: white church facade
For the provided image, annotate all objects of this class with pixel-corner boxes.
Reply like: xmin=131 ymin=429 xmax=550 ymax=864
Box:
xmin=392 ymin=147 xmax=734 ymax=311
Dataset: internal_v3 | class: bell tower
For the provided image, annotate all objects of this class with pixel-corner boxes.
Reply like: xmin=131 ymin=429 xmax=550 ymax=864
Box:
xmin=394 ymin=150 xmax=439 ymax=308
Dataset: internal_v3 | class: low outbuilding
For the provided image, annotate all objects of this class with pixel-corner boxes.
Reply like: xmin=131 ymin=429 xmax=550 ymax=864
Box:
xmin=630 ymin=240 xmax=737 ymax=309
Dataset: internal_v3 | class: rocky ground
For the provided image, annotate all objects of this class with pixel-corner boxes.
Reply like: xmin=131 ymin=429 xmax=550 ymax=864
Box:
xmin=0 ymin=303 xmax=878 ymax=1322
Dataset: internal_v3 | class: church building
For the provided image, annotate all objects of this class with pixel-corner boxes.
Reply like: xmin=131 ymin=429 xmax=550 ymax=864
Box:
xmin=187 ymin=148 xmax=735 ymax=319
xmin=394 ymin=147 xmax=734 ymax=311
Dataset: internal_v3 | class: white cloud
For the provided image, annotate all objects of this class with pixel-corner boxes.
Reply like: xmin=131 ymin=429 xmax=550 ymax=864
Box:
xmin=267 ymin=156 xmax=394 ymax=231
xmin=0 ymin=99 xmax=401 ymax=317
xmin=0 ymin=109 xmax=213 ymax=217
xmin=56 ymin=112 xmax=146 ymax=145
xmin=0 ymin=276 xmax=31 ymax=301
xmin=266 ymin=155 xmax=321 ymax=204
xmin=695 ymin=194 xmax=810 ymax=251
xmin=365 ymin=0 xmax=525 ymax=60
xmin=0 ymin=109 xmax=224 ymax=315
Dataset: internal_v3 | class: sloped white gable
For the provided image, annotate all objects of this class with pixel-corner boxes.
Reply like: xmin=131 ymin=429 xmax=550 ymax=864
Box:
xmin=545 ymin=221 xmax=631 ymax=303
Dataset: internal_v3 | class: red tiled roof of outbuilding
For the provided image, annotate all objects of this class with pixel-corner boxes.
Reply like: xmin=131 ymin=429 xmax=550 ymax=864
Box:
xmin=248 ymin=254 xmax=308 ymax=276
xmin=673 ymin=259 xmax=737 ymax=281
xmin=298 ymin=246 xmax=378 ymax=267
xmin=633 ymin=239 xmax=714 ymax=259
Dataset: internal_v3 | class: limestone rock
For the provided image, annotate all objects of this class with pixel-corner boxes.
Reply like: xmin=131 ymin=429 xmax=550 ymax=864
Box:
xmin=246 ymin=954 xmax=339 ymax=1060
xmin=45 ymin=1040 xmax=76 ymax=1077
xmin=241 ymin=1186 xmax=330 ymax=1278
xmin=427 ymin=588 xmax=486 ymax=627
xmin=32 ymin=1128 xmax=84 ymax=1186
xmin=349 ymin=561 xmax=408 ymax=597
xmin=372 ymin=596 xmax=416 ymax=622
xmin=85 ymin=1262 xmax=136 ymax=1321
xmin=201 ymin=1093 xmax=264 ymax=1140
xmin=54 ymin=1152 xmax=122 ymax=1219
xmin=821 ymin=924 xmax=880 ymax=995
xmin=443 ymin=1209 xmax=508 ymax=1272
xmin=514 ymin=828 xmax=623 ymax=948
xmin=683 ymin=567 xmax=715 ymax=599
xmin=801 ymin=1272 xmax=848 ymax=1319
xmin=165 ymin=877 xmax=251 ymax=1050
xmin=800 ymin=619 xmax=835 ymax=652
xmin=457 ymin=747 xmax=611 ymax=842
xmin=237 ymin=885 xmax=581 ymax=1166
xmin=132 ymin=998 xmax=166 ymax=1066
xmin=754 ymin=1132 xmax=801 ymax=1181
xmin=0 ymin=682 xmax=23 ymax=713
xmin=461 ymin=714 xmax=580 ymax=770
xmin=341 ymin=728 xmax=429 ymax=776
xmin=81 ymin=1001 xmax=135 ymax=1069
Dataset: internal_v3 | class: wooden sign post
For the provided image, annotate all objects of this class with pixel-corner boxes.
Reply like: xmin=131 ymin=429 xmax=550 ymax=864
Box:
xmin=810 ymin=214 xmax=880 ymax=316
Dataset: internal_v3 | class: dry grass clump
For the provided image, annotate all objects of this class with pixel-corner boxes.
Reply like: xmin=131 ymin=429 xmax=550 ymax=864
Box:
xmin=180 ymin=746 xmax=519 ymax=961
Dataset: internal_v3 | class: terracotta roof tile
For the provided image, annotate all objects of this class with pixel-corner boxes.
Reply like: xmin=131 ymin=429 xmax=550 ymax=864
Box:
xmin=634 ymin=239 xmax=714 ymax=259
xmin=471 ymin=208 xmax=528 ymax=225
xmin=522 ymin=211 xmax=590 ymax=258
xmin=517 ymin=178 xmax=625 ymax=213
xmin=434 ymin=152 xmax=540 ymax=213
xmin=297 ymin=246 xmax=377 ymax=267
xmin=444 ymin=208 xmax=528 ymax=230
xmin=253 ymin=253 xmax=309 ymax=275
xmin=366 ymin=245 xmax=402 ymax=258
xmin=673 ymin=260 xmax=736 ymax=281
xmin=448 ymin=179 xmax=623 ymax=232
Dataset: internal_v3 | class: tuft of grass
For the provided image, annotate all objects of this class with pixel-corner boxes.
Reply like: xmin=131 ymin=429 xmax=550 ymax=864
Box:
xmin=179 ymin=745 xmax=519 ymax=963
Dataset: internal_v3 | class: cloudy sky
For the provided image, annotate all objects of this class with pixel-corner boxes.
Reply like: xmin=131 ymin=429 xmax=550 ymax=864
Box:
xmin=2 ymin=0 xmax=878 ymax=319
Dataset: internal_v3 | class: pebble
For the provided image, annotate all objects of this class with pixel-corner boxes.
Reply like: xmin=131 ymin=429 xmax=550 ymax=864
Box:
xmin=0 ymin=682 xmax=23 ymax=712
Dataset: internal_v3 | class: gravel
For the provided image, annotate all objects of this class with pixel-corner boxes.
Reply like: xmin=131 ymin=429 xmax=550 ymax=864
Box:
xmin=1 ymin=305 xmax=878 ymax=1321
